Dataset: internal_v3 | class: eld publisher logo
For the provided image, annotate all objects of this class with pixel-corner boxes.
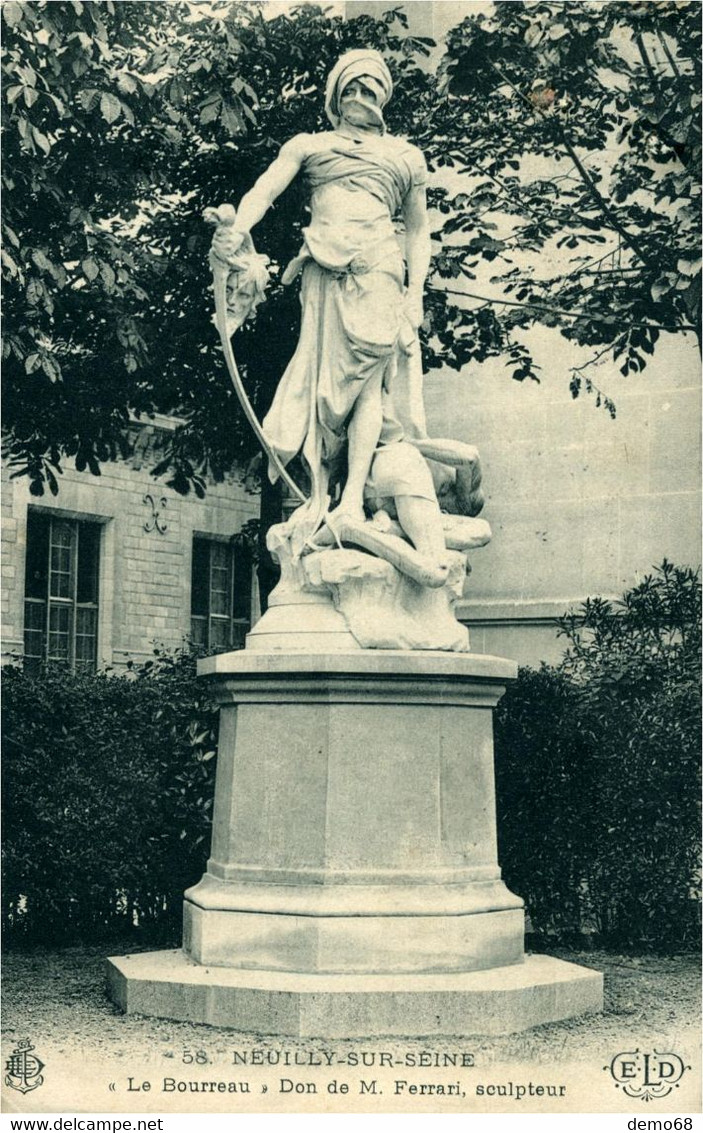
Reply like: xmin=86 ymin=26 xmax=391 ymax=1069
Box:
xmin=5 ymin=1039 xmax=45 ymax=1095
xmin=606 ymin=1049 xmax=689 ymax=1102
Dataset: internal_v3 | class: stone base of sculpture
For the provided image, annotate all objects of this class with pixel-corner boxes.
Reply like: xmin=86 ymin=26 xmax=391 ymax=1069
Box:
xmin=107 ymin=950 xmax=601 ymax=1038
xmin=107 ymin=647 xmax=603 ymax=1036
xmin=247 ymin=546 xmax=469 ymax=653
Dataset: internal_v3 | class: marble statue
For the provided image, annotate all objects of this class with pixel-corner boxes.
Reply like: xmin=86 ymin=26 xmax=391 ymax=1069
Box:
xmin=109 ymin=53 xmax=602 ymax=1042
xmin=206 ymin=49 xmax=491 ymax=649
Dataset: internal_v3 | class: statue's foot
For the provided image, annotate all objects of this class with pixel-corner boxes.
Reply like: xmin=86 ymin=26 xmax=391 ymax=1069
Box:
xmin=441 ymin=515 xmax=492 ymax=551
xmin=308 ymin=507 xmax=368 ymax=549
xmin=302 ymin=508 xmax=367 ymax=554
xmin=329 ymin=505 xmax=367 ymax=528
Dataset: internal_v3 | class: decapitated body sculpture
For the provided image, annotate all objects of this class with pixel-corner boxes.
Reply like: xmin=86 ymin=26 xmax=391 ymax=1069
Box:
xmin=207 ymin=49 xmax=490 ymax=646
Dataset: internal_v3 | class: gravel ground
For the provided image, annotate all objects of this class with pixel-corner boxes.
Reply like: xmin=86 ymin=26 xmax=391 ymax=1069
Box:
xmin=2 ymin=946 xmax=700 ymax=1114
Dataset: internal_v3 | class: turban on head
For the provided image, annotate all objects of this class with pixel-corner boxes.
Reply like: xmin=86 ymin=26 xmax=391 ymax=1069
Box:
xmin=324 ymin=49 xmax=393 ymax=132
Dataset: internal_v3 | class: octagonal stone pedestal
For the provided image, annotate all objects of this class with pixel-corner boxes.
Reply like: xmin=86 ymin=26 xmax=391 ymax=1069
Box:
xmin=107 ymin=650 xmax=603 ymax=1036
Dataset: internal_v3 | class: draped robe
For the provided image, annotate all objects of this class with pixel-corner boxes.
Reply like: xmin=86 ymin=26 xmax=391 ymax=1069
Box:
xmin=261 ymin=131 xmax=433 ymax=551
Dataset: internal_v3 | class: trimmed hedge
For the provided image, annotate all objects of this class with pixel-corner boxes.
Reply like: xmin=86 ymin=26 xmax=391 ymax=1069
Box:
xmin=2 ymin=651 xmax=217 ymax=947
xmin=495 ymin=562 xmax=701 ymax=950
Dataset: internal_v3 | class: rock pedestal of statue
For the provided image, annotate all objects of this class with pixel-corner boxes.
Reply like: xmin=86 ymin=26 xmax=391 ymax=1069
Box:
xmin=107 ymin=576 xmax=603 ymax=1036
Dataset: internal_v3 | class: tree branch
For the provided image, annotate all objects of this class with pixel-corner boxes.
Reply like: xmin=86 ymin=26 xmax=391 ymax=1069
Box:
xmin=488 ymin=60 xmax=659 ymax=272
xmin=560 ymin=248 xmax=622 ymax=280
xmin=634 ymin=32 xmax=661 ymax=91
xmin=570 ymin=336 xmax=627 ymax=376
xmin=435 ymin=285 xmax=698 ymax=332
xmin=459 ymin=157 xmax=547 ymax=227
xmin=656 ymin=30 xmax=683 ymax=80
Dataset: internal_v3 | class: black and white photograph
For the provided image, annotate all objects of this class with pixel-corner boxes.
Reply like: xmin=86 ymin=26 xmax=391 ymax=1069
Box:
xmin=1 ymin=0 xmax=700 ymax=1122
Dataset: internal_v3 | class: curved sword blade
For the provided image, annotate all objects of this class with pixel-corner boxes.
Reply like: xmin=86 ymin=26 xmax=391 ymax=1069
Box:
xmin=211 ymin=260 xmax=307 ymax=504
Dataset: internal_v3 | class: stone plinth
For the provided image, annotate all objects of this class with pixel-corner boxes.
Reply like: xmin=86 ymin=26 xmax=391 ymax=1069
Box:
xmin=107 ymin=951 xmax=603 ymax=1038
xmin=107 ymin=650 xmax=603 ymax=1035
xmin=183 ymin=650 xmax=523 ymax=974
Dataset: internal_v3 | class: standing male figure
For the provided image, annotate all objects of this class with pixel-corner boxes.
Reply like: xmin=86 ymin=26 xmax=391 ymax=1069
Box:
xmin=211 ymin=48 xmax=455 ymax=575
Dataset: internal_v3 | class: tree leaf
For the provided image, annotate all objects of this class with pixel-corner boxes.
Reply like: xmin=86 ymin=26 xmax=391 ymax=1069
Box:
xmin=100 ymin=91 xmax=122 ymax=124
xmin=169 ymin=78 xmax=186 ymax=106
xmin=677 ymin=256 xmax=701 ymax=277
xmin=524 ymin=24 xmax=543 ymax=47
xmin=116 ymin=72 xmax=138 ymax=96
xmin=31 ymin=249 xmax=53 ymax=273
xmin=220 ymin=102 xmax=243 ymax=135
xmin=41 ymin=354 xmax=62 ymax=383
xmin=77 ymin=88 xmax=101 ymax=112
xmin=119 ymin=99 xmax=134 ymax=126
xmin=32 ymin=126 xmax=51 ymax=155
xmin=3 ymin=2 xmax=24 ymax=28
xmin=47 ymin=93 xmax=66 ymax=115
xmin=199 ymin=98 xmax=221 ymax=125
xmin=46 ymin=466 xmax=59 ymax=495
xmin=26 ymin=278 xmax=43 ymax=305
xmin=82 ymin=256 xmax=99 ymax=282
xmin=2 ymin=249 xmax=19 ymax=277
xmin=99 ymin=260 xmax=116 ymax=289
xmin=650 ymin=274 xmax=675 ymax=302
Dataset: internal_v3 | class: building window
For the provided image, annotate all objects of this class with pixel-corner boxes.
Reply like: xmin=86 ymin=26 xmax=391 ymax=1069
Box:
xmin=190 ymin=537 xmax=251 ymax=651
xmin=24 ymin=512 xmax=100 ymax=673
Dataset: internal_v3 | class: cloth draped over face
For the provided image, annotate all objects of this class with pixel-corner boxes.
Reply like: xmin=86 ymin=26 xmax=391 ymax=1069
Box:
xmin=324 ymin=48 xmax=393 ymax=134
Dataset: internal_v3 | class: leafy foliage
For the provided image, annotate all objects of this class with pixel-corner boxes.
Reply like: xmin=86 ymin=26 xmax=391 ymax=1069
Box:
xmin=1 ymin=0 xmax=436 ymax=495
xmin=425 ymin=0 xmax=701 ymax=411
xmin=2 ymin=649 xmax=218 ymax=946
xmin=558 ymin=559 xmax=701 ymax=692
xmin=2 ymin=1 xmax=700 ymax=495
xmin=495 ymin=563 xmax=701 ymax=949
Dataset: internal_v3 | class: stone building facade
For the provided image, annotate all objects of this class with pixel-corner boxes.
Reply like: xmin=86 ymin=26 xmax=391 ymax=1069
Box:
xmin=1 ymin=417 xmax=260 ymax=673
xmin=432 ymin=329 xmax=701 ymax=665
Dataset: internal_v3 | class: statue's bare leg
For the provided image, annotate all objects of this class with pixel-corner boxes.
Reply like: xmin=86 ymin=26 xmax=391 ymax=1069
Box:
xmin=394 ymin=495 xmax=449 ymax=568
xmin=335 ymin=371 xmax=384 ymax=523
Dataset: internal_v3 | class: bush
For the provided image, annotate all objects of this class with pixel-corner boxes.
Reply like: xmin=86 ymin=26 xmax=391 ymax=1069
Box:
xmin=2 ymin=650 xmax=218 ymax=947
xmin=495 ymin=562 xmax=701 ymax=951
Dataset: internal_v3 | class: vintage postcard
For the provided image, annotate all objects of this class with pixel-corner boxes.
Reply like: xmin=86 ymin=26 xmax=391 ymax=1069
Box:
xmin=2 ymin=0 xmax=700 ymax=1122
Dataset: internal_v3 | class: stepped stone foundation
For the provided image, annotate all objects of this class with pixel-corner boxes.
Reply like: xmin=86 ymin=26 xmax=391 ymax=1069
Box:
xmin=108 ymin=648 xmax=603 ymax=1036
